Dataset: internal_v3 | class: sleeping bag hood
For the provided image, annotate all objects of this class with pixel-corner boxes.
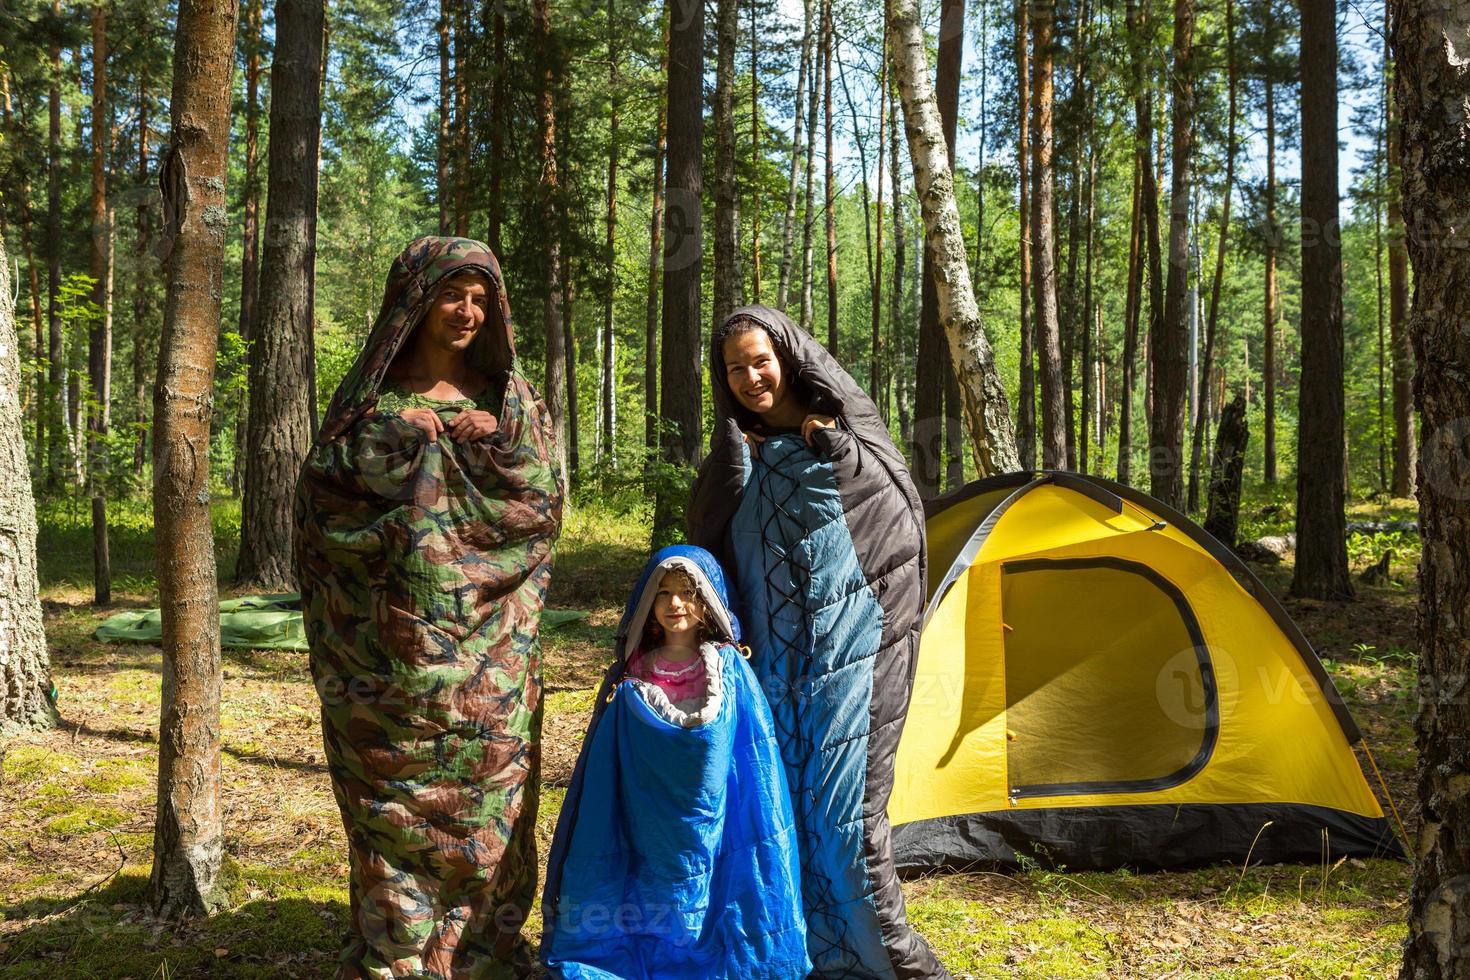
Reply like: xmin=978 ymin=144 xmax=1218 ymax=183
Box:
xmin=540 ymin=545 xmax=809 ymax=980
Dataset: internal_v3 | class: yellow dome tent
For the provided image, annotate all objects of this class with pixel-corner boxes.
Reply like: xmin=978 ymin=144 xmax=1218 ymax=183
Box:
xmin=890 ymin=471 xmax=1404 ymax=870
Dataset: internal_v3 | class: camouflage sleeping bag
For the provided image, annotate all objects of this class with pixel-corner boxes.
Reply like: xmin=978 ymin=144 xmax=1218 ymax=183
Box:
xmin=688 ymin=306 xmax=949 ymax=979
xmin=295 ymin=237 xmax=564 ymax=978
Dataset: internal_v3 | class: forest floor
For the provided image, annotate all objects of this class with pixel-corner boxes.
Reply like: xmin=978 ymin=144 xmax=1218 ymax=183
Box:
xmin=0 ymin=486 xmax=1422 ymax=978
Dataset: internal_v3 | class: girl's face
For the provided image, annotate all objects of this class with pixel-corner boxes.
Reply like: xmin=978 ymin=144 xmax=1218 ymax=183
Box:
xmin=652 ymin=571 xmax=704 ymax=646
xmin=723 ymin=329 xmax=789 ymax=418
xmin=420 ymin=274 xmax=491 ymax=355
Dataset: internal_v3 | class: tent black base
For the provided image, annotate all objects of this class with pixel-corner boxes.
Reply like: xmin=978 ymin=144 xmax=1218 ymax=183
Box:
xmin=892 ymin=803 xmax=1405 ymax=872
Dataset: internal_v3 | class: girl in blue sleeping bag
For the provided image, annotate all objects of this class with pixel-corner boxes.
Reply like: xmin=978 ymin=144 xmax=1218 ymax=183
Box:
xmin=540 ymin=545 xmax=810 ymax=980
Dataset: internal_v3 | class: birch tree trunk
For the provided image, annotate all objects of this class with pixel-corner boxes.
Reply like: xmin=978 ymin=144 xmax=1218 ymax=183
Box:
xmin=0 ymin=231 xmax=56 ymax=734
xmin=888 ymin=0 xmax=1019 ymax=476
xmin=237 ymin=0 xmax=322 ymax=592
xmin=1395 ymin=2 xmax=1470 ymax=973
xmin=151 ymin=0 xmax=237 ymax=918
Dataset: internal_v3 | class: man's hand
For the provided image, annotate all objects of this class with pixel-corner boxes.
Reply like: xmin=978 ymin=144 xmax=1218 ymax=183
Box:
xmin=400 ymin=407 xmax=445 ymax=442
xmin=802 ymin=414 xmax=837 ymax=446
xmin=447 ymin=409 xmax=499 ymax=442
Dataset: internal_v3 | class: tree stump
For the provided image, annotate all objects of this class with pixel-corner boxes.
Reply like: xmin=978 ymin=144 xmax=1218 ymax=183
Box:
xmin=1203 ymin=392 xmax=1248 ymax=549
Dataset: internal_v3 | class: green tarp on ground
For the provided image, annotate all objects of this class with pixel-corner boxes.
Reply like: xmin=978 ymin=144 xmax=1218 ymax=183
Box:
xmin=94 ymin=594 xmax=589 ymax=652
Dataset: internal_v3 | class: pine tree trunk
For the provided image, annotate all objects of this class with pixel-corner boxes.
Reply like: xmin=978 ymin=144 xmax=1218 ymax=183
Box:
xmin=46 ymin=1 xmax=65 ymax=490
xmin=234 ymin=0 xmax=263 ymax=494
xmin=0 ymin=231 xmax=56 ymax=734
xmin=914 ymin=0 xmax=964 ymax=497
xmin=889 ymin=88 xmax=905 ymax=434
xmin=1385 ymin=25 xmax=1415 ymax=498
xmin=1290 ymin=0 xmax=1351 ymax=601
xmin=438 ymin=0 xmax=451 ymax=234
xmin=775 ymin=0 xmax=812 ymax=311
xmin=1396 ymin=4 xmax=1470 ymax=973
xmin=1150 ymin=0 xmax=1194 ymax=509
xmin=799 ymin=0 xmax=821 ymax=333
xmin=453 ymin=0 xmax=469 ymax=238
xmin=1187 ymin=0 xmax=1236 ymax=513
xmin=1076 ymin=0 xmax=1095 ymax=474
xmin=821 ymin=0 xmax=837 ymax=351
xmin=889 ymin=0 xmax=1019 ymax=476
xmin=236 ymin=0 xmax=322 ymax=592
xmin=1118 ymin=151 xmax=1142 ymax=484
xmin=1016 ymin=0 xmax=1034 ymax=470
xmin=1202 ymin=391 xmax=1247 ymax=549
xmin=749 ymin=4 xmax=761 ymax=300
xmin=601 ymin=0 xmax=619 ymax=472
xmin=713 ymin=0 xmax=741 ymax=325
xmin=151 ymin=0 xmax=237 ymax=918
xmin=653 ymin=0 xmax=704 ymax=542
xmin=644 ymin=11 xmax=668 ymax=461
xmin=1263 ymin=61 xmax=1279 ymax=484
xmin=870 ymin=27 xmax=887 ymax=403
xmin=1128 ymin=0 xmax=1165 ymax=483
xmin=489 ymin=0 xmax=506 ymax=253
xmin=1030 ymin=0 xmax=1065 ymax=469
xmin=535 ymin=0 xmax=568 ymax=479
xmin=88 ymin=0 xmax=113 ymax=606
xmin=563 ymin=251 xmax=580 ymax=483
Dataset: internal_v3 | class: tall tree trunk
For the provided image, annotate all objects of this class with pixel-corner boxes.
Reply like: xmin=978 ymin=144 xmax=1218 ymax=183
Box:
xmin=653 ymin=0 xmax=704 ymax=541
xmin=1016 ymin=0 xmax=1034 ymax=470
xmin=133 ymin=69 xmax=153 ymax=477
xmin=438 ymin=0 xmax=451 ymax=234
xmin=1385 ymin=17 xmax=1414 ymax=498
xmin=1118 ymin=150 xmax=1142 ymax=484
xmin=234 ymin=0 xmax=263 ymax=494
xmin=1128 ymin=0 xmax=1166 ymax=483
xmin=749 ymin=0 xmax=761 ymax=300
xmin=1030 ymin=0 xmax=1065 ymax=469
xmin=563 ymin=250 xmax=579 ymax=483
xmin=821 ymin=0 xmax=837 ymax=351
xmin=1061 ymin=0 xmax=1090 ymax=471
xmin=236 ymin=0 xmax=322 ymax=592
xmin=1150 ymin=0 xmax=1194 ymax=509
xmin=644 ymin=11 xmax=668 ymax=461
xmin=1187 ymin=0 xmax=1236 ymax=513
xmin=1375 ymin=53 xmax=1388 ymax=495
xmin=535 ymin=0 xmax=567 ymax=479
xmin=1076 ymin=0 xmax=1095 ymax=474
xmin=489 ymin=0 xmax=506 ymax=253
xmin=713 ymin=0 xmax=741 ymax=325
xmin=1263 ymin=62 xmax=1279 ymax=484
xmin=0 ymin=230 xmax=56 ymax=734
xmin=913 ymin=0 xmax=964 ymax=496
xmin=151 ymin=0 xmax=237 ymax=918
xmin=600 ymin=0 xmax=620 ymax=472
xmin=1290 ymin=0 xmax=1351 ymax=600
xmin=46 ymin=0 xmax=65 ymax=490
xmin=88 ymin=0 xmax=113 ymax=606
xmin=1 ymin=73 xmax=45 ymax=472
xmin=776 ymin=0 xmax=813 ymax=311
xmin=870 ymin=25 xmax=887 ymax=403
xmin=889 ymin=84 xmax=905 ymax=433
xmin=889 ymin=0 xmax=1020 ymax=476
xmin=453 ymin=0 xmax=469 ymax=237
xmin=1396 ymin=3 xmax=1470 ymax=973
xmin=799 ymin=0 xmax=821 ymax=333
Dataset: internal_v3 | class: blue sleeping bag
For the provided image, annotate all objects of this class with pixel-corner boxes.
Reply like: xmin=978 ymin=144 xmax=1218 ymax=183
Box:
xmin=540 ymin=546 xmax=810 ymax=980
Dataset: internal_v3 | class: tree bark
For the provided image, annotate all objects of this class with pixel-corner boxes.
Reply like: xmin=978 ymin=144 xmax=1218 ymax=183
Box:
xmin=1385 ymin=22 xmax=1415 ymax=498
xmin=234 ymin=0 xmax=263 ymax=493
xmin=1263 ymin=44 xmax=1279 ymax=484
xmin=1077 ymin=0 xmax=1095 ymax=474
xmin=1016 ymin=0 xmax=1034 ymax=470
xmin=151 ymin=0 xmax=236 ymax=918
xmin=1030 ymin=0 xmax=1065 ymax=469
xmin=438 ymin=0 xmax=450 ymax=234
xmin=1150 ymin=0 xmax=1194 ymax=509
xmin=1395 ymin=3 xmax=1470 ymax=974
xmin=562 ymin=248 xmax=580 ymax=484
xmin=46 ymin=0 xmax=66 ymax=490
xmin=653 ymin=0 xmax=703 ymax=541
xmin=133 ymin=70 xmax=154 ymax=477
xmin=749 ymin=1 xmax=761 ymax=300
xmin=535 ymin=0 xmax=568 ymax=479
xmin=1202 ymin=391 xmax=1247 ymax=549
xmin=1290 ymin=0 xmax=1351 ymax=601
xmin=713 ymin=0 xmax=741 ymax=325
xmin=89 ymin=0 xmax=113 ymax=605
xmin=1187 ymin=0 xmax=1236 ymax=513
xmin=1118 ymin=151 xmax=1142 ymax=484
xmin=453 ymin=0 xmax=468 ymax=238
xmin=601 ymin=0 xmax=619 ymax=471
xmin=799 ymin=0 xmax=821 ymax=333
xmin=888 ymin=0 xmax=1019 ymax=476
xmin=821 ymin=0 xmax=837 ymax=351
xmin=870 ymin=27 xmax=887 ymax=403
xmin=644 ymin=10 xmax=668 ymax=461
xmin=489 ymin=0 xmax=506 ymax=253
xmin=889 ymin=83 xmax=905 ymax=433
xmin=1128 ymin=0 xmax=1166 ymax=485
xmin=775 ymin=0 xmax=813 ymax=311
xmin=0 ymin=230 xmax=56 ymax=734
xmin=236 ymin=0 xmax=322 ymax=592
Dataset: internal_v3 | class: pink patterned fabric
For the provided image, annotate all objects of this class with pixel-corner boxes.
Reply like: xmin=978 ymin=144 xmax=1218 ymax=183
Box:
xmin=629 ymin=649 xmax=709 ymax=705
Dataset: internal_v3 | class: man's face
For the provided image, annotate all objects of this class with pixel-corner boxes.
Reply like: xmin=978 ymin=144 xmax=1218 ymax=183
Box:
xmin=421 ymin=275 xmax=491 ymax=355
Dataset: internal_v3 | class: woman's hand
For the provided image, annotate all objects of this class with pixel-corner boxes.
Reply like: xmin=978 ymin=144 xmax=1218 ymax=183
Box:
xmin=399 ymin=407 xmax=445 ymax=442
xmin=447 ymin=409 xmax=499 ymax=442
xmin=802 ymin=414 xmax=837 ymax=446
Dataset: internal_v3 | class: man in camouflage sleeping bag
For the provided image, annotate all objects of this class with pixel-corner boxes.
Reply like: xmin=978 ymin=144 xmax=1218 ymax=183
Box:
xmin=295 ymin=236 xmax=563 ymax=978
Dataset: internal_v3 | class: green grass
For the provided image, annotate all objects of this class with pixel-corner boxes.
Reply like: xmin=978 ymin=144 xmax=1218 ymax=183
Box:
xmin=0 ymin=490 xmax=1419 ymax=977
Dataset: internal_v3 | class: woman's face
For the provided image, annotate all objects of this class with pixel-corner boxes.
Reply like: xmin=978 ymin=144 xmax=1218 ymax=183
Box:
xmin=420 ymin=274 xmax=491 ymax=356
xmin=722 ymin=329 xmax=788 ymax=418
xmin=652 ymin=571 xmax=704 ymax=643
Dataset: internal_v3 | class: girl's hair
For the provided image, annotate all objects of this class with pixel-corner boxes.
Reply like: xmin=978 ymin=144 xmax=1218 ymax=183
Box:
xmin=638 ymin=566 xmax=710 ymax=651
